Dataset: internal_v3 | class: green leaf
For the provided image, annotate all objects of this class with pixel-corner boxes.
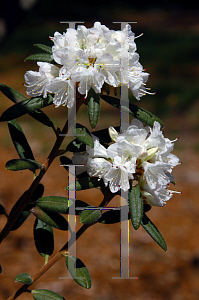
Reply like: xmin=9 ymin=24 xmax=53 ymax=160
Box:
xmin=143 ymin=203 xmax=151 ymax=213
xmin=79 ymin=207 xmax=102 ymax=224
xmin=29 ymin=109 xmax=54 ymax=128
xmin=99 ymin=206 xmax=130 ymax=224
xmin=10 ymin=184 xmax=44 ymax=231
xmin=60 ymin=156 xmax=73 ymax=170
xmin=129 ymin=184 xmax=143 ymax=230
xmin=8 ymin=120 xmax=34 ymax=160
xmin=25 ymin=53 xmax=54 ymax=63
xmin=65 ymin=139 xmax=86 ymax=153
xmin=93 ymin=126 xmax=120 ymax=144
xmin=6 ymin=159 xmax=42 ymax=171
xmin=0 ymin=204 xmax=6 ymax=216
xmin=66 ymin=126 xmax=120 ymax=153
xmin=87 ymin=88 xmax=100 ymax=129
xmin=65 ymin=176 xmax=104 ymax=191
xmin=141 ymin=213 xmax=167 ymax=251
xmin=11 ymin=210 xmax=31 ymax=231
xmin=73 ymin=200 xmax=90 ymax=215
xmin=103 ymin=82 xmax=110 ymax=95
xmin=0 ymin=94 xmax=53 ymax=121
xmin=34 ymin=44 xmax=52 ymax=54
xmin=65 ymin=256 xmax=91 ymax=289
xmin=36 ymin=196 xmax=73 ymax=214
xmin=31 ymin=207 xmax=68 ymax=231
xmin=0 ymin=83 xmax=27 ymax=103
xmin=71 ymin=123 xmax=94 ymax=148
xmin=0 ymin=84 xmax=54 ymax=127
xmin=100 ymin=95 xmax=163 ymax=128
xmin=32 ymin=289 xmax=64 ymax=300
xmin=15 ymin=273 xmax=33 ymax=285
xmin=34 ymin=219 xmax=54 ymax=257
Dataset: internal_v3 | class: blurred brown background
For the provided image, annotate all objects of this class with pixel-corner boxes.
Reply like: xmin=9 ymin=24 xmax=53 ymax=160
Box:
xmin=0 ymin=1 xmax=199 ymax=299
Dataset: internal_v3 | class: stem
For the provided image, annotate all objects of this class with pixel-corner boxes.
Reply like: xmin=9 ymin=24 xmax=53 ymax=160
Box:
xmin=0 ymin=97 xmax=85 ymax=244
xmin=7 ymin=187 xmax=116 ymax=300
xmin=7 ymin=251 xmax=65 ymax=300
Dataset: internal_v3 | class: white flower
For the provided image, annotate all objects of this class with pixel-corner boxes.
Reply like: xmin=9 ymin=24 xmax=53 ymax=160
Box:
xmin=24 ymin=62 xmax=59 ymax=98
xmin=141 ymin=161 xmax=172 ymax=190
xmin=103 ymin=158 xmax=131 ymax=193
xmin=143 ymin=121 xmax=165 ymax=150
xmin=25 ymin=22 xmax=152 ymax=107
xmin=95 ymin=53 xmax=120 ymax=87
xmin=72 ymin=65 xmax=105 ymax=97
xmin=71 ymin=119 xmax=180 ymax=202
xmin=86 ymin=135 xmax=109 ymax=158
xmin=46 ymin=78 xmax=75 ymax=108
xmin=140 ymin=178 xmax=181 ymax=207
xmin=87 ymin=157 xmax=112 ymax=179
xmin=119 ymin=50 xmax=150 ymax=100
xmin=107 ymin=139 xmax=142 ymax=173
xmin=141 ymin=185 xmax=172 ymax=207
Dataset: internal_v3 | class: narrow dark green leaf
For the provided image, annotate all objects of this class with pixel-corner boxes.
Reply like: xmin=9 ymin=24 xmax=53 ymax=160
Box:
xmin=11 ymin=210 xmax=31 ymax=231
xmin=34 ymin=44 xmax=52 ymax=54
xmin=76 ymin=171 xmax=89 ymax=179
xmin=87 ymin=88 xmax=100 ymax=129
xmin=103 ymin=82 xmax=110 ymax=95
xmin=143 ymin=203 xmax=151 ymax=213
xmin=36 ymin=196 xmax=73 ymax=214
xmin=66 ymin=126 xmax=120 ymax=153
xmin=0 ymin=83 xmax=27 ymax=103
xmin=15 ymin=273 xmax=33 ymax=285
xmin=34 ymin=219 xmax=54 ymax=257
xmin=65 ymin=176 xmax=104 ymax=191
xmin=10 ymin=184 xmax=44 ymax=231
xmin=0 ymin=84 xmax=54 ymax=127
xmin=0 ymin=94 xmax=53 ymax=122
xmin=59 ymin=199 xmax=89 ymax=215
xmin=73 ymin=200 xmax=89 ymax=215
xmin=8 ymin=120 xmax=34 ymax=160
xmin=31 ymin=207 xmax=68 ymax=231
xmin=29 ymin=109 xmax=54 ymax=128
xmin=25 ymin=53 xmax=54 ymax=63
xmin=31 ymin=289 xmax=64 ymax=300
xmin=60 ymin=156 xmax=73 ymax=170
xmin=65 ymin=139 xmax=86 ymax=153
xmin=99 ymin=206 xmax=130 ymax=224
xmin=0 ymin=204 xmax=6 ymax=216
xmin=93 ymin=126 xmax=120 ymax=144
xmin=71 ymin=123 xmax=94 ymax=148
xmin=129 ymin=184 xmax=143 ymax=230
xmin=65 ymin=256 xmax=91 ymax=289
xmin=100 ymin=94 xmax=163 ymax=128
xmin=141 ymin=213 xmax=167 ymax=251
xmin=79 ymin=207 xmax=102 ymax=224
xmin=6 ymin=159 xmax=42 ymax=171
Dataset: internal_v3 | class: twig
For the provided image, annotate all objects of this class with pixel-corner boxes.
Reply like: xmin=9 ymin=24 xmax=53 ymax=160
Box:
xmin=0 ymin=97 xmax=85 ymax=244
xmin=7 ymin=187 xmax=116 ymax=300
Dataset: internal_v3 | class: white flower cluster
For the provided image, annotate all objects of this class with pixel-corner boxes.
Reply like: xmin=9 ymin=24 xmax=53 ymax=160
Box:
xmin=72 ymin=120 xmax=180 ymax=207
xmin=24 ymin=22 xmax=150 ymax=108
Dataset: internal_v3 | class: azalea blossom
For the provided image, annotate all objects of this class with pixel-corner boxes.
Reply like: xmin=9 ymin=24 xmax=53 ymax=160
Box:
xmin=24 ymin=22 xmax=151 ymax=107
xmin=72 ymin=120 xmax=180 ymax=206
xmin=24 ymin=62 xmax=59 ymax=98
